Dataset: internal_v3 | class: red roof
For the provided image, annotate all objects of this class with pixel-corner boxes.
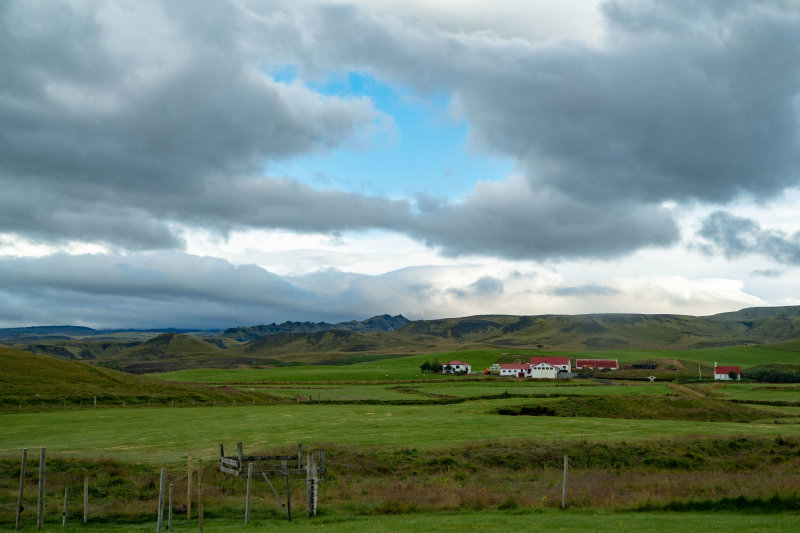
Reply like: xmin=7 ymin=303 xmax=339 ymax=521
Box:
xmin=530 ymin=356 xmax=571 ymax=366
xmin=446 ymin=360 xmax=470 ymax=366
xmin=714 ymin=365 xmax=740 ymax=375
xmin=500 ymin=363 xmax=530 ymax=370
xmin=576 ymin=359 xmax=618 ymax=368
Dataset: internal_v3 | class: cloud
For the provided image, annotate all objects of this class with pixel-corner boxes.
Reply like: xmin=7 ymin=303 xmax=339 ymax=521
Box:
xmin=2 ymin=0 xmax=800 ymax=263
xmin=698 ymin=210 xmax=800 ymax=264
xmin=0 ymin=252 xmax=766 ymax=328
xmin=550 ymin=285 xmax=620 ymax=297
xmin=0 ymin=0 xmax=389 ymax=249
xmin=751 ymin=269 xmax=783 ymax=278
xmin=409 ymin=175 xmax=679 ymax=259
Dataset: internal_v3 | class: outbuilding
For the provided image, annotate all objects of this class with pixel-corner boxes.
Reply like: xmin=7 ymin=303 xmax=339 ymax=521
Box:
xmin=443 ymin=360 xmax=471 ymax=374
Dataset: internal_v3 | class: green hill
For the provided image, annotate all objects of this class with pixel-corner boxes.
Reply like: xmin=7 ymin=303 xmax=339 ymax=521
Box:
xmin=394 ymin=310 xmax=800 ymax=350
xmin=0 ymin=346 xmax=275 ymax=409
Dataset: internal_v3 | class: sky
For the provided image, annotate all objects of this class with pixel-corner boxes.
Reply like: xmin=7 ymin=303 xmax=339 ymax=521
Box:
xmin=2 ymin=0 xmax=800 ymax=329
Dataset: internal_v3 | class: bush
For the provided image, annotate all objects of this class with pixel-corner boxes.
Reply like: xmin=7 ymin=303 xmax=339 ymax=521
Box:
xmin=746 ymin=368 xmax=800 ymax=383
xmin=419 ymin=360 xmax=443 ymax=373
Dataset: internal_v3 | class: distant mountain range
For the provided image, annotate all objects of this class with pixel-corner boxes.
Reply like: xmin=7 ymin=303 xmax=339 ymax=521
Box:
xmin=0 ymin=325 xmax=212 ymax=340
xmin=221 ymin=314 xmax=411 ymax=341
xmin=4 ymin=307 xmax=800 ymax=373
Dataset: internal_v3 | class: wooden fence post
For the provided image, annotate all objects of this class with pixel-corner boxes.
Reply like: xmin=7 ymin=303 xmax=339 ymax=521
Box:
xmin=157 ymin=468 xmax=166 ymax=533
xmin=16 ymin=448 xmax=27 ymax=531
xmin=245 ymin=463 xmax=253 ymax=525
xmin=285 ymin=474 xmax=291 ymax=522
xmin=198 ymin=459 xmax=204 ymax=532
xmin=186 ymin=450 xmax=192 ymax=520
xmin=62 ymin=487 xmax=68 ymax=527
xmin=83 ymin=477 xmax=88 ymax=525
xmin=37 ymin=447 xmax=46 ymax=530
xmin=168 ymin=484 xmax=173 ymax=533
xmin=306 ymin=452 xmax=312 ymax=516
xmin=561 ymin=454 xmax=568 ymax=509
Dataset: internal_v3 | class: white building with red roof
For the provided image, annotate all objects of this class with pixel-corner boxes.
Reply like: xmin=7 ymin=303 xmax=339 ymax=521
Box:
xmin=714 ymin=363 xmax=741 ymax=380
xmin=529 ymin=356 xmax=571 ymax=373
xmin=499 ymin=363 xmax=531 ymax=378
xmin=443 ymin=360 xmax=471 ymax=374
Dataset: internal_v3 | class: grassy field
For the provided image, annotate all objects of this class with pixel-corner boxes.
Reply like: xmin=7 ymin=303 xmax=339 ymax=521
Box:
xmin=11 ymin=510 xmax=800 ymax=532
xmin=2 ymin=399 xmax=798 ymax=463
xmin=151 ymin=349 xmax=583 ymax=383
xmin=571 ymin=345 xmax=800 ymax=367
xmin=5 ymin=345 xmax=800 ymax=529
xmin=151 ymin=344 xmax=800 ymax=385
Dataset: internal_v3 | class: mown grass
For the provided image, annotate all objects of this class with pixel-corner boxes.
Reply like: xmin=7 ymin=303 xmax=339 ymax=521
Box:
xmin=2 ymin=400 xmax=799 ymax=463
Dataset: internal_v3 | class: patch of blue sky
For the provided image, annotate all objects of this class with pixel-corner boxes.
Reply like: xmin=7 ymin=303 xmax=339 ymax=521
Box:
xmin=268 ymin=70 xmax=514 ymax=200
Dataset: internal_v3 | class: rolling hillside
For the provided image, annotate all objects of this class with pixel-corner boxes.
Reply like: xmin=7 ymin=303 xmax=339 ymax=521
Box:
xmin=0 ymin=346 xmax=275 ymax=408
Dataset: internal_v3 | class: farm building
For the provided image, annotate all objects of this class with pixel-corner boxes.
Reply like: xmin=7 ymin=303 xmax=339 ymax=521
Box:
xmin=499 ymin=363 xmax=531 ymax=378
xmin=443 ymin=360 xmax=471 ymax=374
xmin=529 ymin=356 xmax=571 ymax=373
xmin=714 ymin=364 xmax=741 ymax=380
xmin=575 ymin=359 xmax=619 ymax=370
xmin=530 ymin=362 xmax=558 ymax=379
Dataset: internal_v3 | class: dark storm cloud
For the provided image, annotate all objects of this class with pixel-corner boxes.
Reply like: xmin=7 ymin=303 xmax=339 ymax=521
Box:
xmin=3 ymin=0 xmax=800 ymax=261
xmin=698 ymin=211 xmax=800 ymax=264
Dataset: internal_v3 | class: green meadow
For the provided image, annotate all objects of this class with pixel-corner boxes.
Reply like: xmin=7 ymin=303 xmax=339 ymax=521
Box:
xmin=2 ymin=397 xmax=798 ymax=463
xmin=4 ymin=343 xmax=800 ymax=530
